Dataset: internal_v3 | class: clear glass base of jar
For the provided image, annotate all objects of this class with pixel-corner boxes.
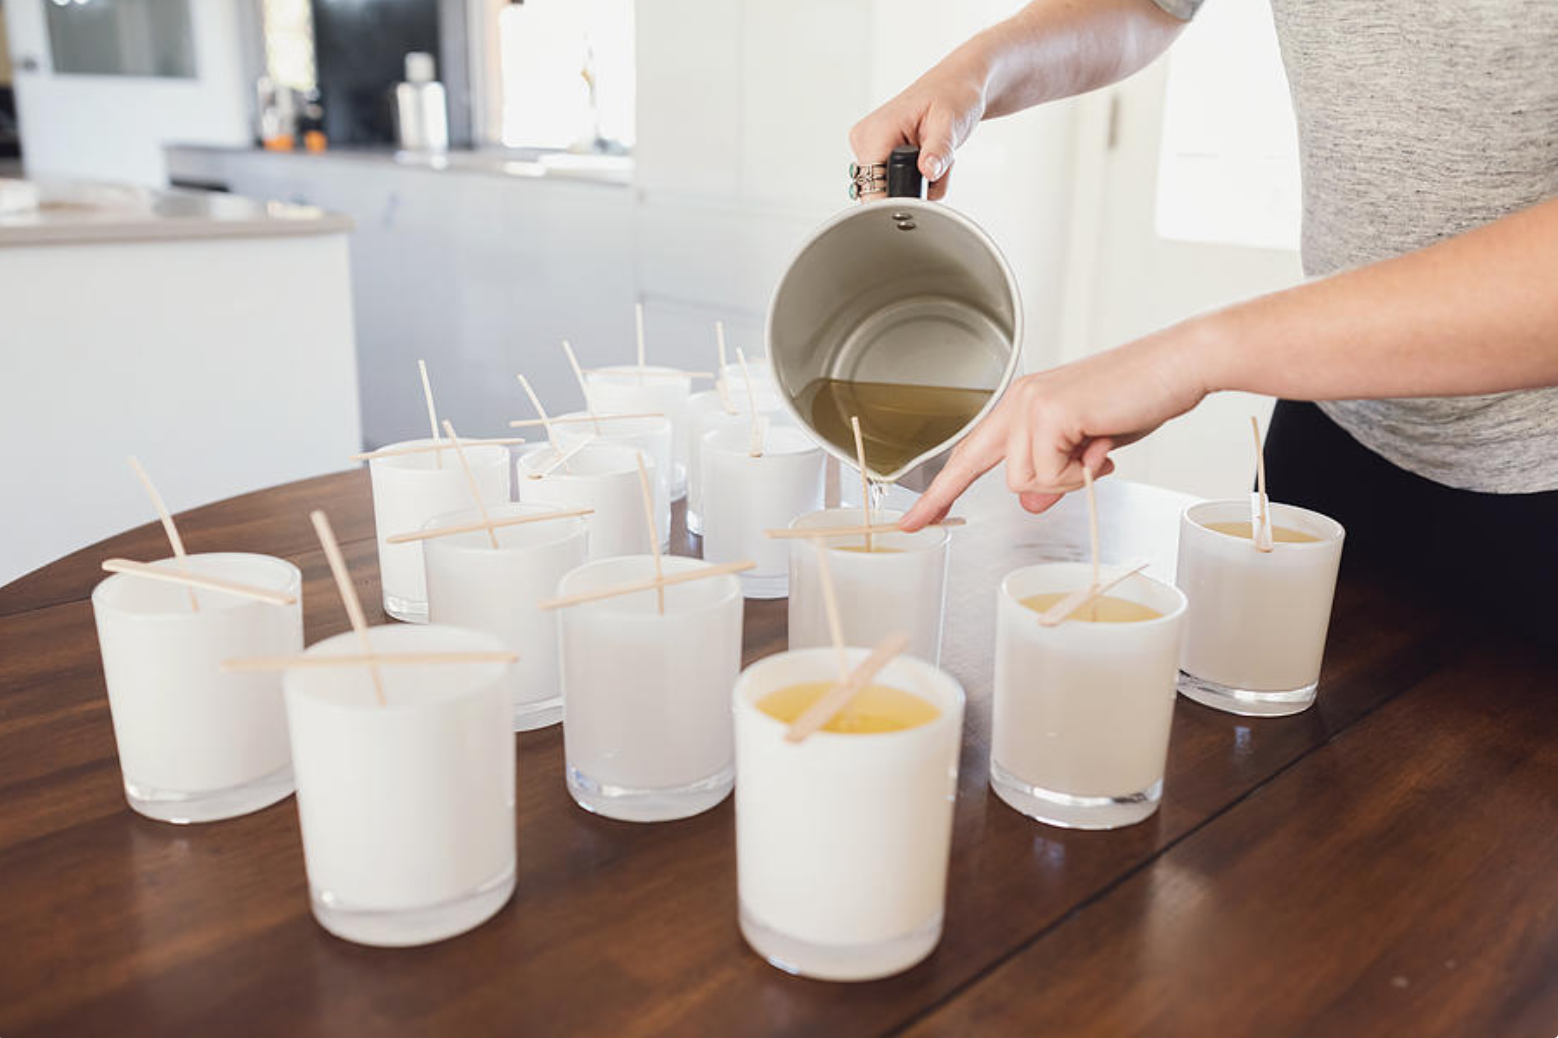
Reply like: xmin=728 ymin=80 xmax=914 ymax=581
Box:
xmin=124 ymin=761 xmax=294 ymax=824
xmin=739 ymin=904 xmax=942 ymax=982
xmin=989 ymin=760 xmax=1161 ymax=830
xmin=310 ymin=861 xmax=515 ymax=948
xmin=566 ymin=763 xmax=732 ymax=823
xmin=1177 ymin=670 xmax=1318 ymax=717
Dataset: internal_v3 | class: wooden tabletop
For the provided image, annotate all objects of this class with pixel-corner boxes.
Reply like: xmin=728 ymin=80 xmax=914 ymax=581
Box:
xmin=1 ymin=470 xmax=1553 ymax=1036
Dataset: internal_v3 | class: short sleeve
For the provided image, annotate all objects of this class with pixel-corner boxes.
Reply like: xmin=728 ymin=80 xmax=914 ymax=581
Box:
xmin=1150 ymin=0 xmax=1203 ymax=19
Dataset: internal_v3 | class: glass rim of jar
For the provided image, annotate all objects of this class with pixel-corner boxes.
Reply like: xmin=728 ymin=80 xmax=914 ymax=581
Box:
xmin=421 ymin=502 xmax=588 ymax=555
xmin=556 ymin=554 xmax=742 ymax=620
xmin=285 ymin=623 xmax=512 ymax=713
xmin=998 ymin=561 xmax=1187 ymax=629
xmin=367 ymin=438 xmax=511 ymax=473
xmin=91 ymin=552 xmax=301 ymax=620
xmin=733 ymin=647 xmax=964 ymax=746
xmin=787 ymin=507 xmax=951 ymax=552
xmin=1182 ymin=499 xmax=1345 ymax=548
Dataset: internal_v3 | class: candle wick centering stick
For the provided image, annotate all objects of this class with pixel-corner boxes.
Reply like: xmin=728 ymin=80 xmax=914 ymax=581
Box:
xmin=537 ymin=560 xmax=755 ymax=611
xmin=635 ymin=451 xmax=665 ymax=614
xmin=310 ymin=509 xmax=385 ymax=705
xmin=350 ymin=437 xmax=524 ymax=462
xmin=510 ymin=412 xmax=662 ymax=429
xmin=441 ymin=419 xmax=500 ymax=549
xmin=1250 ymin=415 xmax=1275 ymax=553
xmin=100 ymin=558 xmax=298 ymax=607
xmin=1038 ymin=562 xmax=1150 ymax=628
xmin=224 ymin=650 xmax=517 ymax=673
xmin=517 ymin=373 xmax=559 ymax=450
xmin=811 ymin=538 xmax=849 ymax=682
xmin=715 ymin=321 xmax=738 ymax=415
xmin=736 ymin=348 xmax=764 ymax=457
xmin=561 ymin=339 xmax=602 ymax=433
xmin=634 ymin=302 xmax=648 ymax=385
xmin=784 ymin=632 xmax=913 ymax=744
xmin=528 ymin=437 xmax=592 ymax=480
xmin=386 ymin=507 xmax=593 ymax=545
xmin=418 ymin=358 xmax=444 ymax=469
xmin=851 ymin=415 xmax=873 ymax=552
xmin=127 ymin=455 xmax=199 ymax=613
xmin=1084 ymin=464 xmax=1100 ymax=622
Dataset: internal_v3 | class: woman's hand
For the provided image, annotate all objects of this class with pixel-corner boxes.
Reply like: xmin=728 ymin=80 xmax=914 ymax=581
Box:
xmin=900 ymin=323 xmax=1217 ymax=529
xmin=849 ymin=57 xmax=990 ymax=201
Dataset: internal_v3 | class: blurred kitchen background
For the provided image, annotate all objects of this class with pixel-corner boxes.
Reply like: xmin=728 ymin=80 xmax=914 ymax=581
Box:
xmin=0 ymin=0 xmax=1304 ymax=584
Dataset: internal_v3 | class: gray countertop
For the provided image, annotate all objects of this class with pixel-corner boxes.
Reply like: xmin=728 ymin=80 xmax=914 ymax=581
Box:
xmin=0 ymin=181 xmax=352 ymax=247
xmin=165 ymin=143 xmax=635 ymax=188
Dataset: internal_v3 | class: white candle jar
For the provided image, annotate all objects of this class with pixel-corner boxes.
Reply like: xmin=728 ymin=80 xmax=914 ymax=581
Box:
xmin=550 ymin=414 xmax=672 ymax=547
xmin=685 ymin=385 xmax=785 ymax=536
xmin=583 ymin=367 xmax=692 ymax=499
xmin=991 ymin=562 xmax=1187 ymax=830
xmin=699 ymin=424 xmax=825 ymax=599
xmin=91 ymin=553 xmax=303 ymax=823
xmin=558 ymin=556 xmax=743 ymax=822
xmin=734 ymin=647 xmax=964 ymax=982
xmin=787 ymin=507 xmax=951 ymax=665
xmin=284 ymin=624 xmax=516 ymax=947
xmin=1175 ymin=500 xmax=1345 ymax=716
xmin=423 ymin=503 xmax=588 ymax=731
xmin=515 ymin=442 xmax=657 ymax=559
xmin=368 ymin=439 xmax=511 ymax=622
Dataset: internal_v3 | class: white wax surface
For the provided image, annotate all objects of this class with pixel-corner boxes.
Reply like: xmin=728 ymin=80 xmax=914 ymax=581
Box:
xmin=368 ymin=440 xmax=511 ymax=611
xmin=91 ymin=553 xmax=302 ymax=797
xmin=1176 ymin=500 xmax=1345 ymax=692
xmin=786 ymin=507 xmax=950 ymax=665
xmin=699 ymin=424 xmax=824 ymax=584
xmin=515 ymin=442 xmax=654 ymax=559
xmin=423 ymin=503 xmax=588 ymax=728
xmin=559 ymin=556 xmax=743 ymax=792
xmin=284 ymin=624 xmax=514 ymax=914
xmin=550 ymin=414 xmax=672 ymax=540
xmin=991 ymin=563 xmax=1185 ymax=799
xmin=735 ymin=648 xmax=963 ymax=948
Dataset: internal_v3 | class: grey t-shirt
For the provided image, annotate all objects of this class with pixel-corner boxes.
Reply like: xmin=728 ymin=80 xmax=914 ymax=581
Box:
xmin=1152 ymin=0 xmax=1558 ymax=493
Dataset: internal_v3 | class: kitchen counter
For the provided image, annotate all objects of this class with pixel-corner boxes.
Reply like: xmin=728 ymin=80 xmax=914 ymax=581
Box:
xmin=0 ymin=180 xmax=351 ymax=247
xmin=165 ymin=143 xmax=634 ymax=190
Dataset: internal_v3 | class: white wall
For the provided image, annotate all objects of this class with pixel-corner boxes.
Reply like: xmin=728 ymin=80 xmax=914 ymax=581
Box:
xmin=5 ymin=0 xmax=251 ymax=185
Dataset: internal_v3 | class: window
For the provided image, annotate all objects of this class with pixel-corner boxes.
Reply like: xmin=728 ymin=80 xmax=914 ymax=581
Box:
xmin=46 ymin=0 xmax=196 ymax=79
xmin=259 ymin=0 xmax=315 ymax=95
xmin=490 ymin=0 xmax=634 ymax=151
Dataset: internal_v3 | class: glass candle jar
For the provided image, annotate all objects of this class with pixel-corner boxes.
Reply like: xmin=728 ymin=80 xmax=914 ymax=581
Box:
xmin=583 ymin=367 xmax=692 ymax=499
xmin=284 ymin=624 xmax=516 ymax=947
xmin=515 ymin=441 xmax=658 ymax=559
xmin=1174 ymin=499 xmax=1345 ymax=716
xmin=699 ymin=424 xmax=825 ymax=599
xmin=550 ymin=414 xmax=673 ymax=548
xmin=991 ymin=562 xmax=1187 ymax=830
xmin=685 ymin=384 xmax=785 ymax=536
xmin=91 ymin=553 xmax=302 ymax=823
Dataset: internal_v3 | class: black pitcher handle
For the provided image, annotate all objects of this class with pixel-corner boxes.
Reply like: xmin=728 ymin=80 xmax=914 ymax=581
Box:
xmin=887 ymin=145 xmax=925 ymax=199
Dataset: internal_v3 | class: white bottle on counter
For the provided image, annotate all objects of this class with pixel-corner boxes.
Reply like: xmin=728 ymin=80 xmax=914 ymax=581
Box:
xmin=395 ymin=52 xmax=449 ymax=152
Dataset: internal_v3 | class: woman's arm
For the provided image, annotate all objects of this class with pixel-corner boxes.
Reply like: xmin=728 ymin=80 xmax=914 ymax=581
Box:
xmin=901 ymin=194 xmax=1558 ymax=528
xmin=850 ymin=0 xmax=1187 ymax=198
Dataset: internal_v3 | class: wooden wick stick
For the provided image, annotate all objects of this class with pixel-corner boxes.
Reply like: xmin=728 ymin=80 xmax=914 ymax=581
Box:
xmin=101 ymin=558 xmax=297 ymax=607
xmin=1037 ymin=562 xmax=1150 ymax=628
xmin=538 ymin=559 xmax=755 ymax=611
xmin=310 ymin=509 xmax=384 ymax=705
xmin=387 ymin=507 xmax=592 ymax=545
xmin=715 ymin=321 xmax=738 ymax=415
xmin=1250 ymin=415 xmax=1275 ymax=552
xmin=635 ymin=301 xmax=647 ymax=384
xmin=224 ymin=650 xmax=518 ymax=673
xmin=517 ymin=373 xmax=558 ymax=448
xmin=561 ymin=339 xmax=601 ymax=433
xmin=811 ymin=538 xmax=848 ymax=682
xmin=784 ymin=632 xmax=912 ymax=744
xmin=736 ymin=348 xmax=764 ymax=456
xmin=351 ymin=437 xmax=525 ymax=462
xmin=442 ymin=419 xmax=500 ymax=549
xmin=1083 ymin=464 xmax=1101 ymax=621
xmin=127 ymin=456 xmax=199 ymax=613
xmin=418 ymin=358 xmax=443 ymax=469
xmin=764 ymin=518 xmax=967 ymax=540
xmin=509 ymin=411 xmax=664 ymax=429
xmin=851 ymin=415 xmax=873 ymax=552
xmin=635 ymin=451 xmax=665 ymax=614
xmin=528 ymin=438 xmax=592 ymax=480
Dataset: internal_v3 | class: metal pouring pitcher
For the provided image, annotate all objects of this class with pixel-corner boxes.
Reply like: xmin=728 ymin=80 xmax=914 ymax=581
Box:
xmin=766 ymin=145 xmax=1023 ymax=487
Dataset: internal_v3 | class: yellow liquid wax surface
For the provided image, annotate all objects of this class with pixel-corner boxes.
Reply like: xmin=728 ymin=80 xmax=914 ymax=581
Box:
xmin=1020 ymin=592 xmax=1163 ymax=624
xmin=1200 ymin=520 xmax=1321 ymax=544
xmin=797 ymin=378 xmax=994 ymax=476
xmin=757 ymin=681 xmax=939 ymax=734
xmin=833 ymin=545 xmax=903 ymax=554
